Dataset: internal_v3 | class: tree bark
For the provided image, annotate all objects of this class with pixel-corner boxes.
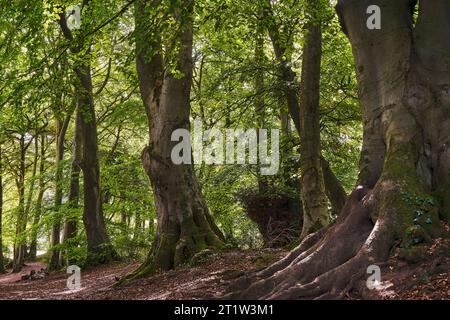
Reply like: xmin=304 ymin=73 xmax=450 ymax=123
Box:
xmin=12 ymin=135 xmax=27 ymax=272
xmin=254 ymin=17 xmax=269 ymax=193
xmin=321 ymin=156 xmax=347 ymax=216
xmin=0 ymin=143 xmax=5 ymax=274
xmin=123 ymin=0 xmax=224 ymax=279
xmin=48 ymin=118 xmax=67 ymax=270
xmin=28 ymin=136 xmax=46 ymax=261
xmin=77 ymin=62 xmax=116 ymax=266
xmin=24 ymin=137 xmax=39 ymax=234
xmin=298 ymin=3 xmax=329 ymax=237
xmin=61 ymin=108 xmax=83 ymax=265
xmin=263 ymin=0 xmax=346 ymax=220
xmin=225 ymin=0 xmax=449 ymax=299
xmin=59 ymin=6 xmax=116 ymax=266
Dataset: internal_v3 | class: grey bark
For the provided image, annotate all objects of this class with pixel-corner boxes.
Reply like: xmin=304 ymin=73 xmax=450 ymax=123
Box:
xmin=336 ymin=0 xmax=450 ymax=220
xmin=59 ymin=5 xmax=116 ymax=266
xmin=298 ymin=3 xmax=329 ymax=237
xmin=28 ymin=136 xmax=46 ymax=261
xmin=61 ymin=108 xmax=83 ymax=265
xmin=12 ymin=136 xmax=27 ymax=272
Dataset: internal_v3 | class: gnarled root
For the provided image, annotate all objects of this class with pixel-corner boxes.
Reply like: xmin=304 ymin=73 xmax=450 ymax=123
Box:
xmin=223 ymin=223 xmax=331 ymax=295
xmin=223 ymin=178 xmax=430 ymax=300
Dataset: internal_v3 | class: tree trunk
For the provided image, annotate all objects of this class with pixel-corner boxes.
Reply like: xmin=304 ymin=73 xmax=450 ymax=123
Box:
xmin=61 ymin=109 xmax=83 ymax=265
xmin=122 ymin=0 xmax=224 ymax=280
xmin=321 ymin=156 xmax=347 ymax=217
xmin=298 ymin=3 xmax=329 ymax=237
xmin=78 ymin=63 xmax=116 ymax=266
xmin=254 ymin=18 xmax=269 ymax=193
xmin=13 ymin=136 xmax=27 ymax=272
xmin=59 ymin=7 xmax=116 ymax=267
xmin=28 ymin=135 xmax=46 ymax=261
xmin=48 ymin=120 xmax=66 ymax=270
xmin=133 ymin=212 xmax=142 ymax=242
xmin=263 ymin=0 xmax=347 ymax=220
xmin=121 ymin=210 xmax=127 ymax=237
xmin=24 ymin=136 xmax=39 ymax=234
xmin=225 ymin=0 xmax=449 ymax=299
xmin=0 ymin=143 xmax=5 ymax=274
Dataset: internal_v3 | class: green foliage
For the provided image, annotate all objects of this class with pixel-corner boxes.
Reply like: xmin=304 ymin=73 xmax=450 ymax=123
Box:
xmin=57 ymin=234 xmax=87 ymax=266
xmin=101 ymin=151 xmax=154 ymax=260
xmin=199 ymin=165 xmax=264 ymax=249
xmin=0 ymin=0 xmax=363 ymax=264
xmin=1 ymin=245 xmax=10 ymax=268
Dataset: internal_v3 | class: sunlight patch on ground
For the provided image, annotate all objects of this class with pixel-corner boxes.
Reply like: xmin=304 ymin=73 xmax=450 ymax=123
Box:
xmin=375 ymin=281 xmax=396 ymax=299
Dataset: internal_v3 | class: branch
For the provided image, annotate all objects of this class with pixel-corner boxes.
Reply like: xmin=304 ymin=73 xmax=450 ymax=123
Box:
xmin=95 ymin=57 xmax=112 ymax=95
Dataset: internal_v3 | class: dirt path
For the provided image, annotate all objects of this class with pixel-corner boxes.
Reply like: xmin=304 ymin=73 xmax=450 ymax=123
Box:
xmin=0 ymin=249 xmax=285 ymax=300
xmin=0 ymin=244 xmax=448 ymax=300
xmin=0 ymin=262 xmax=47 ymax=284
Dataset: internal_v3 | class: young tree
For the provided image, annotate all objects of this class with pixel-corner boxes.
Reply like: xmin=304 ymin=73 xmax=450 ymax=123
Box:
xmin=254 ymin=17 xmax=269 ymax=194
xmin=297 ymin=0 xmax=329 ymax=237
xmin=28 ymin=135 xmax=47 ymax=261
xmin=61 ymin=108 xmax=83 ymax=265
xmin=263 ymin=0 xmax=347 ymax=222
xmin=49 ymin=101 xmax=71 ymax=270
xmin=125 ymin=0 xmax=225 ymax=278
xmin=226 ymin=0 xmax=449 ymax=299
xmin=12 ymin=134 xmax=29 ymax=272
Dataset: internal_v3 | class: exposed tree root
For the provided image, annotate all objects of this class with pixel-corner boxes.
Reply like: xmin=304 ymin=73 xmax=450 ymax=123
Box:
xmin=224 ymin=223 xmax=331 ymax=294
xmin=223 ymin=177 xmax=442 ymax=299
xmin=114 ymin=200 xmax=224 ymax=288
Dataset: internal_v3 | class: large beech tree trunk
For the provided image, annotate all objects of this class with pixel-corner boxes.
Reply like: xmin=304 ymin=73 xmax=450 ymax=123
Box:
xmin=298 ymin=2 xmax=329 ymax=237
xmin=225 ymin=0 xmax=449 ymax=299
xmin=125 ymin=0 xmax=224 ymax=278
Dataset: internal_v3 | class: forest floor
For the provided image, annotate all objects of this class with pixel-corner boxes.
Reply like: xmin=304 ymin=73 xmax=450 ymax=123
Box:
xmin=0 ymin=240 xmax=448 ymax=300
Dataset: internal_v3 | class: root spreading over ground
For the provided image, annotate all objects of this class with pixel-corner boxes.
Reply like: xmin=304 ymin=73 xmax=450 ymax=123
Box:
xmin=0 ymin=239 xmax=448 ymax=300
